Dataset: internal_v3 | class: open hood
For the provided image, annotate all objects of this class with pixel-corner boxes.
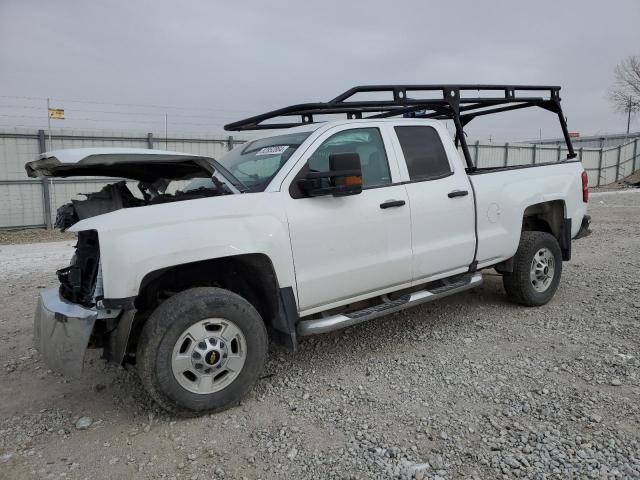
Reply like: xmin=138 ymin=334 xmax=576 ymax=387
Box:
xmin=25 ymin=148 xmax=216 ymax=182
xmin=25 ymin=148 xmax=245 ymax=231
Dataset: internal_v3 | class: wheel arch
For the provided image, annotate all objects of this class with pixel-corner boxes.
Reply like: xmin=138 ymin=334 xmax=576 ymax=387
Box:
xmin=521 ymin=199 xmax=571 ymax=261
xmin=123 ymin=253 xmax=298 ymax=361
xmin=496 ymin=199 xmax=570 ymax=274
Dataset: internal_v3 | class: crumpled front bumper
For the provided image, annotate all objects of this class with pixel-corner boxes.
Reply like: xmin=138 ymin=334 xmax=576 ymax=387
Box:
xmin=33 ymin=287 xmax=97 ymax=378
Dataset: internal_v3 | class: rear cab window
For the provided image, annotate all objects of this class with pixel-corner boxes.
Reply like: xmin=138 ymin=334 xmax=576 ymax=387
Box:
xmin=394 ymin=126 xmax=452 ymax=181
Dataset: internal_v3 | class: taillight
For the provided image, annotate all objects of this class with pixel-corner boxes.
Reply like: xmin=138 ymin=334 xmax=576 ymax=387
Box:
xmin=581 ymin=171 xmax=588 ymax=203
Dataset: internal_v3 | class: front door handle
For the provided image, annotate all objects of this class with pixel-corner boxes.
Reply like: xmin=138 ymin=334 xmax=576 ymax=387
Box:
xmin=448 ymin=190 xmax=469 ymax=198
xmin=380 ymin=199 xmax=406 ymax=209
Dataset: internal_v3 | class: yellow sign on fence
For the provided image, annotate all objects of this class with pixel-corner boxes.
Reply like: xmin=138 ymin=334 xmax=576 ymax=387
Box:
xmin=48 ymin=108 xmax=64 ymax=119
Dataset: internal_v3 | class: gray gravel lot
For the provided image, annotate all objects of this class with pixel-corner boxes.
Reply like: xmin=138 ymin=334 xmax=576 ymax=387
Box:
xmin=0 ymin=229 xmax=75 ymax=245
xmin=0 ymin=191 xmax=639 ymax=480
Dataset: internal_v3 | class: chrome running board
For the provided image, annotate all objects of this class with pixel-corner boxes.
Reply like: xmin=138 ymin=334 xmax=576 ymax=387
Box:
xmin=297 ymin=272 xmax=483 ymax=336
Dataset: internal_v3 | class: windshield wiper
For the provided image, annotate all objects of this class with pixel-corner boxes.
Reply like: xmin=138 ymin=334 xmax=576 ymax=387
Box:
xmin=208 ymin=158 xmax=250 ymax=193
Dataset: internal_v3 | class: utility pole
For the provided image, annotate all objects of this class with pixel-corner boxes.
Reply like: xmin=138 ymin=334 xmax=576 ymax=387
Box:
xmin=47 ymin=97 xmax=52 ymax=150
xmin=627 ymin=96 xmax=632 ymax=135
xmin=164 ymin=113 xmax=168 ymax=149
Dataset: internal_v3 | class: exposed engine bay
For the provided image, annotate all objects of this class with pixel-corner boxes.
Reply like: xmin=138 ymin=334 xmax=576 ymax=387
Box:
xmin=25 ymin=149 xmax=242 ymax=231
xmin=55 ymin=178 xmax=227 ymax=230
xmin=24 ymin=149 xmax=243 ymax=306
xmin=54 ymin=178 xmax=228 ymax=305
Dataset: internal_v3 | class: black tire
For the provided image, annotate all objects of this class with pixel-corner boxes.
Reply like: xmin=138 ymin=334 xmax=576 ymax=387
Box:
xmin=502 ymin=231 xmax=562 ymax=307
xmin=137 ymin=287 xmax=268 ymax=416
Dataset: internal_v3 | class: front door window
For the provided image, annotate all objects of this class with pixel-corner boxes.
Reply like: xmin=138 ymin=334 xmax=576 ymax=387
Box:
xmin=307 ymin=127 xmax=391 ymax=188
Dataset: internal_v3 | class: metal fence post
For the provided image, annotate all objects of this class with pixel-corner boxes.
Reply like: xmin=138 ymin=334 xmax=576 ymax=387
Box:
xmin=227 ymin=135 xmax=234 ymax=151
xmin=531 ymin=144 xmax=537 ymax=164
xmin=633 ymin=138 xmax=638 ymax=173
xmin=579 ymin=147 xmax=583 ymax=163
xmin=557 ymin=144 xmax=562 ymax=161
xmin=503 ymin=142 xmax=509 ymax=167
xmin=596 ymin=145 xmax=604 ymax=187
xmin=474 ymin=140 xmax=479 ymax=167
xmin=615 ymin=144 xmax=622 ymax=181
xmin=38 ymin=129 xmax=52 ymax=229
xmin=147 ymin=132 xmax=153 ymax=149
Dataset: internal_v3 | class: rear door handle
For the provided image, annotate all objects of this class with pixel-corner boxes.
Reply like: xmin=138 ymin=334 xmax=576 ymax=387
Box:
xmin=448 ymin=190 xmax=469 ymax=198
xmin=380 ymin=200 xmax=406 ymax=209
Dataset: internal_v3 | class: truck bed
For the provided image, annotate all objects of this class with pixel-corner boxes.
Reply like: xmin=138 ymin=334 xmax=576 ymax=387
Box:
xmin=469 ymin=160 xmax=588 ymax=269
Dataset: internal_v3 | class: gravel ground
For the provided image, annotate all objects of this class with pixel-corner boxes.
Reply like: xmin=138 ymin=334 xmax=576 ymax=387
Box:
xmin=0 ymin=229 xmax=75 ymax=245
xmin=0 ymin=191 xmax=639 ymax=480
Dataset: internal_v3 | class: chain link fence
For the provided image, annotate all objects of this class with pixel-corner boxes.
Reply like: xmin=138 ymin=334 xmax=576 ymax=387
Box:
xmin=0 ymin=129 xmax=638 ymax=229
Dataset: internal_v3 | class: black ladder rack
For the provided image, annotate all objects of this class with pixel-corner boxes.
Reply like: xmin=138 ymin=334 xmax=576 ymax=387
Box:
xmin=224 ymin=84 xmax=576 ymax=170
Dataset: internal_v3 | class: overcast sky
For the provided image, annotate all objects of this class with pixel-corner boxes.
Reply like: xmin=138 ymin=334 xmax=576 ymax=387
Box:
xmin=1 ymin=0 xmax=638 ymax=141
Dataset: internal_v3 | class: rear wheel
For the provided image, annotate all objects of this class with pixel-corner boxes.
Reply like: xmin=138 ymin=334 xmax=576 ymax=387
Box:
xmin=137 ymin=287 xmax=268 ymax=415
xmin=503 ymin=231 xmax=562 ymax=306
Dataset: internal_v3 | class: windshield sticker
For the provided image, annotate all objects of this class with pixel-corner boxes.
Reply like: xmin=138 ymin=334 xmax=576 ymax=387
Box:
xmin=255 ymin=145 xmax=289 ymax=156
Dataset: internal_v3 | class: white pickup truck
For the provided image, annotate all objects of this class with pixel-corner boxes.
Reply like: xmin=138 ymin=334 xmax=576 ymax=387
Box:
xmin=29 ymin=85 xmax=591 ymax=414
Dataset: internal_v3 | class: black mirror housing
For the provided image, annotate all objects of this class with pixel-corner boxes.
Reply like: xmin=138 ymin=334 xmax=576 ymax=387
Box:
xmin=298 ymin=153 xmax=363 ymax=197
xmin=329 ymin=152 xmax=360 ymax=173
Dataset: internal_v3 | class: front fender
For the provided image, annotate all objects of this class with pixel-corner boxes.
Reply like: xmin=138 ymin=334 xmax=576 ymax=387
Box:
xmin=73 ymin=193 xmax=296 ymax=300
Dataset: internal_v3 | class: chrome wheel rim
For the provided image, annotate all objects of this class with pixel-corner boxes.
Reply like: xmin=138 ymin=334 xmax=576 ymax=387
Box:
xmin=530 ymin=247 xmax=555 ymax=293
xmin=171 ymin=318 xmax=246 ymax=395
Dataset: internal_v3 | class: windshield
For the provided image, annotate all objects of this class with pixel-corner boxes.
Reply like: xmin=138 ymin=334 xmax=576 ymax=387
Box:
xmin=218 ymin=132 xmax=311 ymax=192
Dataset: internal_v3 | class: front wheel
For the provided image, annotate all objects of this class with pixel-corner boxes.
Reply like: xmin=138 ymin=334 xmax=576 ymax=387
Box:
xmin=137 ymin=287 xmax=268 ymax=416
xmin=502 ymin=231 xmax=563 ymax=306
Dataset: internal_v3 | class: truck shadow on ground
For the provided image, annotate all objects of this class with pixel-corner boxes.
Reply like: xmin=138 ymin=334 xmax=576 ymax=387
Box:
xmin=24 ymin=273 xmax=516 ymax=423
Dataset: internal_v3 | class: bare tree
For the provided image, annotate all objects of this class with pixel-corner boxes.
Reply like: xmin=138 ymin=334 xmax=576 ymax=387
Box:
xmin=609 ymin=55 xmax=640 ymax=134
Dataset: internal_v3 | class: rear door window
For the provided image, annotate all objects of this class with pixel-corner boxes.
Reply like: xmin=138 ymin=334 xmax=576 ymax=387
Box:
xmin=394 ymin=126 xmax=452 ymax=181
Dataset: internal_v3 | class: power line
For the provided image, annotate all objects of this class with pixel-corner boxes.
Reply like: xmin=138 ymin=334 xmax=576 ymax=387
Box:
xmin=0 ymin=121 xmax=233 ymax=135
xmin=0 ymin=113 xmax=228 ymax=128
xmin=0 ymin=105 xmax=235 ymax=121
xmin=0 ymin=104 xmax=43 ymax=110
xmin=0 ymin=94 xmax=256 ymax=115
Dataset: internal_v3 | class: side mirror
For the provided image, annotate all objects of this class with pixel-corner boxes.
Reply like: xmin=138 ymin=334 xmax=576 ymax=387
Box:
xmin=297 ymin=153 xmax=363 ymax=197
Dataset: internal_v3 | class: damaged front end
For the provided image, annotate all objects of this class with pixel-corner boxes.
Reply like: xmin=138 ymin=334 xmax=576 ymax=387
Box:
xmin=54 ymin=179 xmax=229 ymax=231
xmin=33 ymin=287 xmax=98 ymax=378
xmin=54 ymin=181 xmax=144 ymax=230
xmin=57 ymin=230 xmax=101 ymax=304
xmin=34 ymin=230 xmax=104 ymax=377
xmin=28 ymin=148 xmax=242 ymax=377
xmin=26 ymin=147 xmax=243 ymax=231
